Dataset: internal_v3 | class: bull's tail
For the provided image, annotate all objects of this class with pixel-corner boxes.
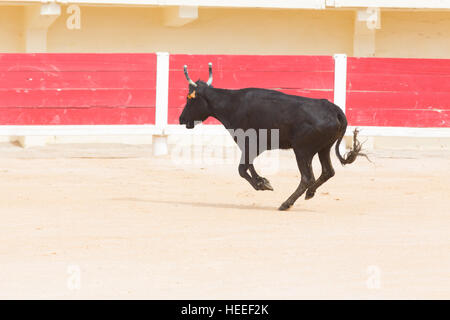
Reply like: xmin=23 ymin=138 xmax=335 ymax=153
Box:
xmin=335 ymin=112 xmax=368 ymax=165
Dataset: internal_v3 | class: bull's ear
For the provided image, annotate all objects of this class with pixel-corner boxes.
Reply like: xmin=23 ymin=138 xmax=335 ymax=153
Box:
xmin=187 ymin=90 xmax=196 ymax=99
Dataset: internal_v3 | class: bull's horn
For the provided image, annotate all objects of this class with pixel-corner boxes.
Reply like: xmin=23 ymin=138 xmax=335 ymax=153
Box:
xmin=183 ymin=65 xmax=197 ymax=87
xmin=206 ymin=62 xmax=213 ymax=86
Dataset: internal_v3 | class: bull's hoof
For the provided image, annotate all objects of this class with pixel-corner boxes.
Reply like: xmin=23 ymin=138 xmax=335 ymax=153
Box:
xmin=278 ymin=202 xmax=291 ymax=211
xmin=256 ymin=178 xmax=274 ymax=191
xmin=305 ymin=189 xmax=315 ymax=200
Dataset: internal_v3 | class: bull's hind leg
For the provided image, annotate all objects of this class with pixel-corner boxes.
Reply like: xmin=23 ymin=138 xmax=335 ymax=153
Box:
xmin=279 ymin=150 xmax=315 ymax=211
xmin=305 ymin=146 xmax=335 ymax=200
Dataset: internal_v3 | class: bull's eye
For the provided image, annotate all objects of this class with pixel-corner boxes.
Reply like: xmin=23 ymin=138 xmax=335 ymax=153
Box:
xmin=187 ymin=90 xmax=196 ymax=99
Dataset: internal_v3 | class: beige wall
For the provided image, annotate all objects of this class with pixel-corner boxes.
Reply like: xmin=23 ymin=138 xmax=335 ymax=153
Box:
xmin=1 ymin=5 xmax=450 ymax=58
xmin=377 ymin=10 xmax=450 ymax=58
xmin=47 ymin=7 xmax=354 ymax=55
xmin=0 ymin=6 xmax=24 ymax=52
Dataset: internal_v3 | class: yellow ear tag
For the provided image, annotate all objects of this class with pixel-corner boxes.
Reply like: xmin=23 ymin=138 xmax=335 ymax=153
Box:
xmin=187 ymin=91 xmax=196 ymax=99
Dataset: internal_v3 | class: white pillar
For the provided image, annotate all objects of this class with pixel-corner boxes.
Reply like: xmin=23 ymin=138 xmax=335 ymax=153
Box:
xmin=353 ymin=8 xmax=380 ymax=57
xmin=153 ymin=52 xmax=170 ymax=156
xmin=17 ymin=4 xmax=60 ymax=147
xmin=24 ymin=3 xmax=61 ymax=53
xmin=163 ymin=6 xmax=198 ymax=27
xmin=333 ymin=54 xmax=347 ymax=113
xmin=334 ymin=54 xmax=348 ymax=152
xmin=155 ymin=52 xmax=169 ymax=130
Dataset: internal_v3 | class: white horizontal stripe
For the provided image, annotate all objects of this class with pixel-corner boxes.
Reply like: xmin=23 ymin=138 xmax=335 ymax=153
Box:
xmin=0 ymin=125 xmax=162 ymax=136
xmin=0 ymin=124 xmax=449 ymax=138
xmin=166 ymin=124 xmax=450 ymax=138
xmin=347 ymin=126 xmax=450 ymax=138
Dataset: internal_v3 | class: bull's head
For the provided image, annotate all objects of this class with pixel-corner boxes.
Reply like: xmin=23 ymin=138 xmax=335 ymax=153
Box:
xmin=179 ymin=63 xmax=213 ymax=129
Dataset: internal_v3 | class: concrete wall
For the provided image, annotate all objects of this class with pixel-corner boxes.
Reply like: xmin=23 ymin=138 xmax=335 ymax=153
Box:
xmin=377 ymin=10 xmax=450 ymax=58
xmin=0 ymin=6 xmax=24 ymax=52
xmin=0 ymin=5 xmax=449 ymax=59
xmin=46 ymin=7 xmax=354 ymax=55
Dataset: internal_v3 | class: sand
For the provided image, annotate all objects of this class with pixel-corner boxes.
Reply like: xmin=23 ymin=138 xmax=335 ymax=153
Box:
xmin=0 ymin=142 xmax=449 ymax=299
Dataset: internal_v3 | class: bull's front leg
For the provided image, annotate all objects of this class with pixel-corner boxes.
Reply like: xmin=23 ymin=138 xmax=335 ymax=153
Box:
xmin=249 ymin=164 xmax=273 ymax=191
xmin=236 ymin=140 xmax=273 ymax=191
xmin=238 ymin=163 xmax=273 ymax=191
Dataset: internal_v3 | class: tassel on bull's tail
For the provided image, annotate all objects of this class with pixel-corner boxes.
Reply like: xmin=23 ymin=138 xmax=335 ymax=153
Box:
xmin=335 ymin=128 xmax=370 ymax=165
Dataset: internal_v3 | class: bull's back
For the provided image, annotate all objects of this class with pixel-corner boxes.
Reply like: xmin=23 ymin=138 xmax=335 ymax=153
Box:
xmin=236 ymin=88 xmax=339 ymax=127
xmin=232 ymin=89 xmax=344 ymax=148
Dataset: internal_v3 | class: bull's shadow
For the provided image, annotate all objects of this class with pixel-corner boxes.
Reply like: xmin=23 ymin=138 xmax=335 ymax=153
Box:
xmin=111 ymin=197 xmax=316 ymax=213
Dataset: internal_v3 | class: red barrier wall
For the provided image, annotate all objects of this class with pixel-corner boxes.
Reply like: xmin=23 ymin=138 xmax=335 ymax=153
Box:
xmin=0 ymin=54 xmax=156 ymax=125
xmin=1 ymin=54 xmax=447 ymax=129
xmin=346 ymin=57 xmax=450 ymax=127
xmin=168 ymin=54 xmax=335 ymax=124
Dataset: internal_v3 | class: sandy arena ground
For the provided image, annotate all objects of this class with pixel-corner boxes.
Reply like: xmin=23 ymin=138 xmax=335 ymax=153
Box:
xmin=0 ymin=141 xmax=449 ymax=299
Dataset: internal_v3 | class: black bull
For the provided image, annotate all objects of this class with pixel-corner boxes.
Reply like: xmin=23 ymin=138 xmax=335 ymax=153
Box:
xmin=179 ymin=63 xmax=365 ymax=211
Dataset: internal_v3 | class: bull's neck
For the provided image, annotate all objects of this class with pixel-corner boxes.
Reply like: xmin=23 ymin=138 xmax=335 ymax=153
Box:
xmin=201 ymin=87 xmax=236 ymax=128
